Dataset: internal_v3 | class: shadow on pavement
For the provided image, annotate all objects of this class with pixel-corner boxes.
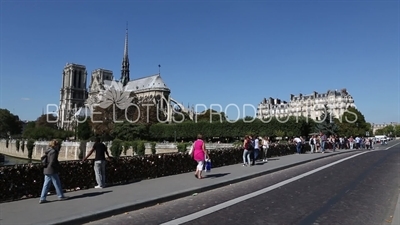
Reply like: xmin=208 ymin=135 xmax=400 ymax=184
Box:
xmin=205 ymin=173 xmax=230 ymax=179
xmin=67 ymin=191 xmax=113 ymax=200
xmin=267 ymin=158 xmax=280 ymax=161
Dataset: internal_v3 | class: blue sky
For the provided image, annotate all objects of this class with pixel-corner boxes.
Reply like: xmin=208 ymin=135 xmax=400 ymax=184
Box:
xmin=0 ymin=0 xmax=399 ymax=124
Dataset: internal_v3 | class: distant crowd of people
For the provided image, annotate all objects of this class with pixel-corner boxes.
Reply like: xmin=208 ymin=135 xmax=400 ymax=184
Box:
xmin=293 ymin=132 xmax=381 ymax=154
xmin=242 ymin=135 xmax=270 ymax=166
xmin=238 ymin=132 xmax=384 ymax=167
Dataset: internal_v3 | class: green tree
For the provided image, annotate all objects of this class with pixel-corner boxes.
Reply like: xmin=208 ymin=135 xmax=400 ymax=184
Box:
xmin=21 ymin=140 xmax=25 ymax=152
xmin=315 ymin=111 xmax=338 ymax=136
xmin=195 ymin=109 xmax=227 ymax=122
xmin=0 ymin=108 xmax=22 ymax=137
xmin=336 ymin=107 xmax=369 ymax=137
xmin=35 ymin=114 xmax=58 ymax=129
xmin=110 ymin=139 xmax=123 ymax=158
xmin=22 ymin=121 xmax=36 ymax=138
xmin=22 ymin=115 xmax=73 ymax=140
xmin=77 ymin=118 xmax=92 ymax=140
xmin=16 ymin=140 xmax=20 ymax=151
xmin=26 ymin=139 xmax=35 ymax=159
xmin=136 ymin=141 xmax=146 ymax=156
xmin=394 ymin=125 xmax=400 ymax=137
xmin=111 ymin=122 xmax=148 ymax=141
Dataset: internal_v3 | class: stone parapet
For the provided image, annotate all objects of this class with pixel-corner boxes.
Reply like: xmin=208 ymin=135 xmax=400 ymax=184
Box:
xmin=0 ymin=140 xmax=233 ymax=161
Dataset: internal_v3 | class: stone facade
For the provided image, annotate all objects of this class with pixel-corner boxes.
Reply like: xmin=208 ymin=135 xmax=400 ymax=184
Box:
xmin=57 ymin=27 xmax=181 ymax=126
xmin=0 ymin=140 xmax=233 ymax=162
xmin=257 ymin=88 xmax=356 ymax=121
xmin=58 ymin=63 xmax=88 ymax=130
xmin=88 ymin=68 xmax=114 ymax=99
xmin=84 ymin=73 xmax=172 ymax=120
xmin=372 ymin=122 xmax=399 ymax=134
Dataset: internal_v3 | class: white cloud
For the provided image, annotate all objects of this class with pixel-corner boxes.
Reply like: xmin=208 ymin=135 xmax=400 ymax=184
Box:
xmin=21 ymin=98 xmax=30 ymax=101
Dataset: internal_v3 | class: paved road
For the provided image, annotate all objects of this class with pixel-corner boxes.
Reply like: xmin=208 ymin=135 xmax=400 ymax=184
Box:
xmin=85 ymin=143 xmax=400 ymax=225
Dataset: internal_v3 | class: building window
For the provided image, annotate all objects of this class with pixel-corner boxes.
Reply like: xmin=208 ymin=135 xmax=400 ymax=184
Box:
xmin=78 ymin=71 xmax=82 ymax=88
xmin=73 ymin=70 xmax=76 ymax=88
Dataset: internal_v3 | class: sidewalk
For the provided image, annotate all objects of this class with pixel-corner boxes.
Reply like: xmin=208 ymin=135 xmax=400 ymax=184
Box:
xmin=0 ymin=149 xmax=360 ymax=225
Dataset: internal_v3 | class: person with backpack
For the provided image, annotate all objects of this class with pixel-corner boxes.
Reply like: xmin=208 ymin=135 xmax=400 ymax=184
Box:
xmin=309 ymin=135 xmax=316 ymax=153
xmin=39 ymin=139 xmax=68 ymax=204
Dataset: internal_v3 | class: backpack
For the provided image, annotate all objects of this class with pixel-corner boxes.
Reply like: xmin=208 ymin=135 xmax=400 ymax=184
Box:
xmin=41 ymin=154 xmax=48 ymax=167
xmin=310 ymin=138 xmax=314 ymax=145
xmin=247 ymin=140 xmax=254 ymax=150
xmin=41 ymin=149 xmax=51 ymax=167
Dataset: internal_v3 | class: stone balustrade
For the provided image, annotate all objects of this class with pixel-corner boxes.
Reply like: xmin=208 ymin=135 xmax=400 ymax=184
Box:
xmin=0 ymin=140 xmax=233 ymax=162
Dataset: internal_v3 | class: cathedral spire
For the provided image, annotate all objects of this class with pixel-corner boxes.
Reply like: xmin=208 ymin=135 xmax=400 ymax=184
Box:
xmin=120 ymin=22 xmax=130 ymax=86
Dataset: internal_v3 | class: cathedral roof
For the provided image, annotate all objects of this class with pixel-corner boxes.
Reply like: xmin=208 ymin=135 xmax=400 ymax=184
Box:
xmin=97 ymin=74 xmax=169 ymax=93
xmin=125 ymin=74 xmax=170 ymax=92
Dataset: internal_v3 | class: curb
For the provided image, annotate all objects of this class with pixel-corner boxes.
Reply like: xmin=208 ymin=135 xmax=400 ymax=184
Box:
xmin=390 ymin=190 xmax=400 ymax=225
xmin=52 ymin=150 xmax=360 ymax=225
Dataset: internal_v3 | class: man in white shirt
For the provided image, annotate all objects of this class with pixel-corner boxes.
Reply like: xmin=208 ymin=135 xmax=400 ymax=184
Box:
xmin=355 ymin=136 xmax=361 ymax=149
xmin=293 ymin=137 xmax=302 ymax=154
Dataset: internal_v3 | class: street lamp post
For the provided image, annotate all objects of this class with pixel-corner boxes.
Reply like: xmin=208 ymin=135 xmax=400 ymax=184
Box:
xmin=174 ymin=131 xmax=176 ymax=143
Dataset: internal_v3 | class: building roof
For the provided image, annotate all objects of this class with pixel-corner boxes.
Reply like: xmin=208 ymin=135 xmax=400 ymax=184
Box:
xmin=98 ymin=74 xmax=169 ymax=93
xmin=125 ymin=74 xmax=169 ymax=92
xmin=65 ymin=63 xmax=86 ymax=68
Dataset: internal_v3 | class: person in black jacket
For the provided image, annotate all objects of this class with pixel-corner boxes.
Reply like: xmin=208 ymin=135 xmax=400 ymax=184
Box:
xmin=39 ymin=139 xmax=68 ymax=204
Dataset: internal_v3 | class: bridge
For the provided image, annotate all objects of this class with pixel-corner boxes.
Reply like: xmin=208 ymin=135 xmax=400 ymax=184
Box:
xmin=1 ymin=142 xmax=399 ymax=225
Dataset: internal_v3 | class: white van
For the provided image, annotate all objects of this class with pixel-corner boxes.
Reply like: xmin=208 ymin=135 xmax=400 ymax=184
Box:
xmin=375 ymin=135 xmax=387 ymax=144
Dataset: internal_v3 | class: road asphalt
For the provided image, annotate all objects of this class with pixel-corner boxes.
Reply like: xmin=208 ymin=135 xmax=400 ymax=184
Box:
xmin=0 ymin=142 xmax=397 ymax=225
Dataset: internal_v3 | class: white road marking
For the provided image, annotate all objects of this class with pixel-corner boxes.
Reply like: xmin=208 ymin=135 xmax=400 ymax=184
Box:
xmin=385 ymin=142 xmax=400 ymax=150
xmin=160 ymin=151 xmax=370 ymax=225
xmin=371 ymin=141 xmax=400 ymax=151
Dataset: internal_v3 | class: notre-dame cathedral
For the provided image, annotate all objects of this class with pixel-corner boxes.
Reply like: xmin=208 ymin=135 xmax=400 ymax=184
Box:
xmin=57 ymin=28 xmax=181 ymax=130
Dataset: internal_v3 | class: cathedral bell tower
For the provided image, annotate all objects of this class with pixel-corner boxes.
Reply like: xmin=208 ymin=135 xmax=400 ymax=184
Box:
xmin=120 ymin=25 xmax=130 ymax=86
xmin=58 ymin=63 xmax=88 ymax=130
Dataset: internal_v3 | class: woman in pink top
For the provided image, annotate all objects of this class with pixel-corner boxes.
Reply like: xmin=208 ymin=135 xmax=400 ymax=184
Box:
xmin=193 ymin=134 xmax=209 ymax=179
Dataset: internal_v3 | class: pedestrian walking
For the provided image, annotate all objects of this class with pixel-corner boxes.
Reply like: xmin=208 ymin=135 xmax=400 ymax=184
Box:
xmin=192 ymin=134 xmax=209 ymax=179
xmin=262 ymin=136 xmax=270 ymax=161
xmin=39 ymin=139 xmax=68 ymax=204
